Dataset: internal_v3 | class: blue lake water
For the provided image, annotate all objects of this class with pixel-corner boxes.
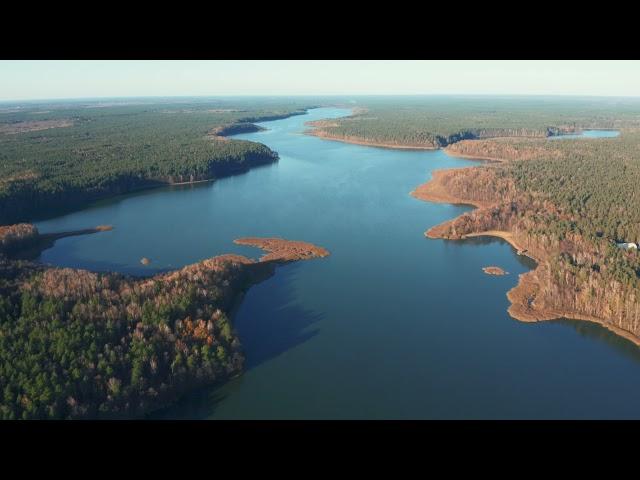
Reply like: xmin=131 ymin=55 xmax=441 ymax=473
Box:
xmin=35 ymin=108 xmax=640 ymax=419
xmin=550 ymin=129 xmax=620 ymax=139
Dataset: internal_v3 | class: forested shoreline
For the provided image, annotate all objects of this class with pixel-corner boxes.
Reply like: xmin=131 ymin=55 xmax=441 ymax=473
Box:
xmin=0 ymin=99 xmax=334 ymax=419
xmin=306 ymin=97 xmax=640 ymax=148
xmin=302 ymin=97 xmax=640 ymax=345
xmin=0 ymin=236 xmax=329 ymax=419
xmin=4 ymin=96 xmax=640 ymax=418
xmin=415 ymin=131 xmax=640 ymax=343
xmin=0 ymin=100 xmax=311 ymax=223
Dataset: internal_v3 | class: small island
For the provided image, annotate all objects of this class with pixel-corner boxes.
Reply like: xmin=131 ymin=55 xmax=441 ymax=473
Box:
xmin=483 ymin=266 xmax=508 ymax=276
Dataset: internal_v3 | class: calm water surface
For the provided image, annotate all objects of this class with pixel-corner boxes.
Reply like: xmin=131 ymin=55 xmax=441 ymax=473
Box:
xmin=550 ymin=129 xmax=620 ymax=139
xmin=36 ymin=109 xmax=640 ymax=419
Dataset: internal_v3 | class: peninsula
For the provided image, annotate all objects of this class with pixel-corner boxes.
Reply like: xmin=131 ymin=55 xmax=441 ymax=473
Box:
xmin=0 ymin=100 xmax=312 ymax=224
xmin=0 ymin=231 xmax=330 ymax=419
xmin=414 ymin=133 xmax=640 ymax=346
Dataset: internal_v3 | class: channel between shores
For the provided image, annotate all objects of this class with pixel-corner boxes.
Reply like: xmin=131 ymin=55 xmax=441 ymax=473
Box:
xmin=302 ymin=121 xmax=640 ymax=348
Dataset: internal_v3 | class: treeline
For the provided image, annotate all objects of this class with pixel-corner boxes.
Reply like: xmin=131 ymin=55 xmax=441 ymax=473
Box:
xmin=0 ymin=234 xmax=330 ymax=420
xmin=0 ymin=253 xmax=254 ymax=419
xmin=446 ymin=131 xmax=640 ymax=244
xmin=425 ymin=129 xmax=640 ymax=338
xmin=508 ymin=132 xmax=640 ymax=244
xmin=0 ymin=100 xmax=311 ymax=223
xmin=0 ymin=224 xmax=40 ymax=254
xmin=310 ymin=96 xmax=640 ymax=148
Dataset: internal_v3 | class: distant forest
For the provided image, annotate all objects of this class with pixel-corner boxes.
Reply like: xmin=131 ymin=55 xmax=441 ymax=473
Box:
xmin=309 ymin=96 xmax=640 ymax=147
xmin=0 ymin=98 xmax=315 ymax=223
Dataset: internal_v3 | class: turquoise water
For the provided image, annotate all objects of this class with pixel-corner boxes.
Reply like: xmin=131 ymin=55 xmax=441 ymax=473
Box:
xmin=35 ymin=108 xmax=640 ymax=419
xmin=550 ymin=129 xmax=620 ymax=139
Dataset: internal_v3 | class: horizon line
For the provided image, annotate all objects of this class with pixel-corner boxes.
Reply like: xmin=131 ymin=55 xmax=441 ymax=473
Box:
xmin=3 ymin=93 xmax=640 ymax=104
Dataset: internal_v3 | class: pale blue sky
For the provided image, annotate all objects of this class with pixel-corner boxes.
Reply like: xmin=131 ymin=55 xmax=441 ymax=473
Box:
xmin=1 ymin=60 xmax=639 ymax=101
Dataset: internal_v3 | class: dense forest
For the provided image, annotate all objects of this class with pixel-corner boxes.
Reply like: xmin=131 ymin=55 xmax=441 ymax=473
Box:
xmin=419 ymin=130 xmax=640 ymax=339
xmin=0 ymin=98 xmax=342 ymax=419
xmin=0 ymin=98 xmax=314 ymax=223
xmin=4 ymin=95 xmax=640 ymax=416
xmin=0 ymin=254 xmax=247 ymax=419
xmin=0 ymin=236 xmax=328 ymax=419
xmin=303 ymin=96 xmax=640 ymax=340
xmin=308 ymin=96 xmax=640 ymax=148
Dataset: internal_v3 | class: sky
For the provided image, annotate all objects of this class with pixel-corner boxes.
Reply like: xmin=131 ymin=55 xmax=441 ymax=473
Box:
xmin=1 ymin=60 xmax=639 ymax=101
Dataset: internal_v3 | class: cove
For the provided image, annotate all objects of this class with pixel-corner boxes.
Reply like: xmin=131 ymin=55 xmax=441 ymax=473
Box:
xmin=35 ymin=108 xmax=640 ymax=419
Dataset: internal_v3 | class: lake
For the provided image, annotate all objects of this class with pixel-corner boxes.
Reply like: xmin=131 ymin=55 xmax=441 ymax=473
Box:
xmin=550 ymin=129 xmax=620 ymax=139
xmin=35 ymin=108 xmax=640 ymax=419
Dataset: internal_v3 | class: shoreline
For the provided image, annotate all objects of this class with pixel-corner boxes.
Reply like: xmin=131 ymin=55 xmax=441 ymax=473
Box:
xmin=305 ymin=129 xmax=622 ymax=159
xmin=7 ymin=109 xmax=311 ymax=227
xmin=410 ymin=168 xmax=492 ymax=209
xmin=166 ymin=178 xmax=215 ymax=187
xmin=442 ymin=148 xmax=506 ymax=163
xmin=5 ymin=235 xmax=330 ymax=419
xmin=506 ymin=266 xmax=640 ymax=348
xmin=305 ymin=131 xmax=438 ymax=150
xmin=463 ymin=230 xmax=541 ymax=263
xmin=412 ymin=165 xmax=640 ymax=347
xmin=5 ymin=225 xmax=115 ymax=260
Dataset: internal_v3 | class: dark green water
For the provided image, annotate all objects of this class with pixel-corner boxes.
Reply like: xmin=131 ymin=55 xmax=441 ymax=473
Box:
xmin=36 ymin=108 xmax=640 ymax=419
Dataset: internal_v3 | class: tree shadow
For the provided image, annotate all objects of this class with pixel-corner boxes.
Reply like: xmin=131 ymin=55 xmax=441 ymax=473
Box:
xmin=233 ymin=262 xmax=323 ymax=370
xmin=36 ymin=254 xmax=162 ymax=277
xmin=147 ymin=384 xmax=231 ymax=420
xmin=442 ymin=235 xmax=538 ymax=270
xmin=554 ymin=318 xmax=640 ymax=361
xmin=151 ymin=260 xmax=324 ymax=419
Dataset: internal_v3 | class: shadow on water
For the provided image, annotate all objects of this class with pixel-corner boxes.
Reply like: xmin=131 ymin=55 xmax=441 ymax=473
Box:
xmin=457 ymin=235 xmax=640 ymax=361
xmin=555 ymin=318 xmax=640 ymax=362
xmin=147 ymin=386 xmax=231 ymax=420
xmin=37 ymin=254 xmax=169 ymax=277
xmin=438 ymin=234 xmax=538 ymax=270
xmin=453 ymin=235 xmax=640 ymax=360
xmin=29 ymin=160 xmax=284 ymax=224
xmin=236 ymin=262 xmax=323 ymax=370
xmin=457 ymin=236 xmax=505 ymax=247
xmin=151 ymin=261 xmax=323 ymax=419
